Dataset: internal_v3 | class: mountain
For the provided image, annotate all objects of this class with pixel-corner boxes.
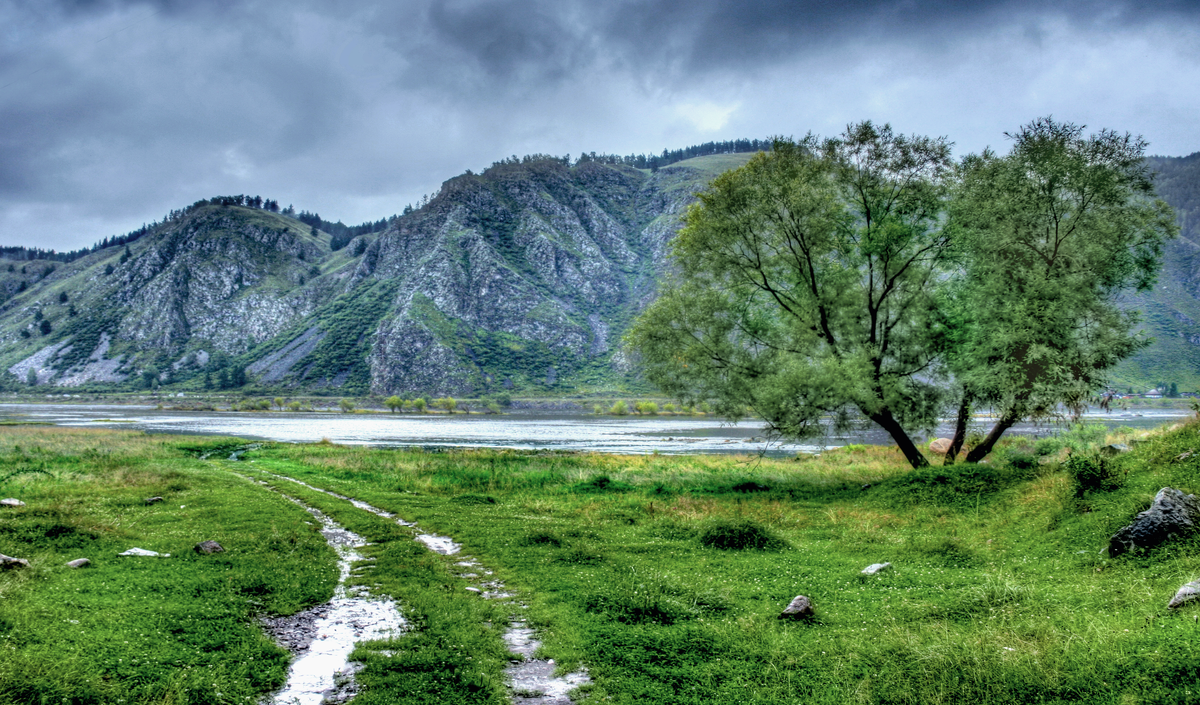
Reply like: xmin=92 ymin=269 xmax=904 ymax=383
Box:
xmin=2 ymin=147 xmax=1199 ymax=398
xmin=1111 ymin=152 xmax=1200 ymax=392
xmin=0 ymin=153 xmax=752 ymax=396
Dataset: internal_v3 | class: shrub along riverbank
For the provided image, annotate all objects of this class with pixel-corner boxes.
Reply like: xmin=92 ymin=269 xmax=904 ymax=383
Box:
xmin=3 ymin=421 xmax=1200 ymax=703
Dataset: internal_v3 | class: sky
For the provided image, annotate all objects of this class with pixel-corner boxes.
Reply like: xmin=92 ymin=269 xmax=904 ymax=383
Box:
xmin=2 ymin=0 xmax=1200 ymax=252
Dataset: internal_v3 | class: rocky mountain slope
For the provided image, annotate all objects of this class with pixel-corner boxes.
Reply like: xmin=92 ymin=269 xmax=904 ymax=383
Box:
xmin=1 ymin=148 xmax=1198 ymax=397
xmin=1112 ymin=152 xmax=1200 ymax=391
xmin=0 ymin=154 xmax=750 ymax=396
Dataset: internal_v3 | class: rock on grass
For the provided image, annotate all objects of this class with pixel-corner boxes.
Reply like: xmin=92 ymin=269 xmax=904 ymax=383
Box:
xmin=1108 ymin=487 xmax=1200 ymax=558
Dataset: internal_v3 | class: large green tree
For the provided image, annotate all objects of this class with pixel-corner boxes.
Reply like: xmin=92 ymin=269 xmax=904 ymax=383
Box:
xmin=628 ymin=124 xmax=955 ymax=468
xmin=941 ymin=118 xmax=1177 ymax=463
xmin=629 ymin=119 xmax=1176 ymax=469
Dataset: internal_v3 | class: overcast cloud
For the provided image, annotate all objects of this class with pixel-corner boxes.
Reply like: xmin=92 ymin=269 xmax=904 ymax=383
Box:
xmin=2 ymin=0 xmax=1199 ymax=251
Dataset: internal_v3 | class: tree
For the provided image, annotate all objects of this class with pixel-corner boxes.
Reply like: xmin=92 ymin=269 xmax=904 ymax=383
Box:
xmin=339 ymin=398 xmax=356 ymax=413
xmin=414 ymin=397 xmax=427 ymax=413
xmin=38 ymin=319 xmax=51 ymax=336
xmin=25 ymin=368 xmax=36 ymax=386
xmin=942 ymin=118 xmax=1176 ymax=462
xmin=385 ymin=395 xmax=403 ymax=412
xmin=58 ymin=292 xmax=68 ymax=304
xmin=628 ymin=126 xmax=954 ymax=468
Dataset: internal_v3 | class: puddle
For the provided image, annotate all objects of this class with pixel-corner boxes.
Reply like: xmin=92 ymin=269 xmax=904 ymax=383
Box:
xmin=261 ymin=471 xmax=591 ymax=703
xmin=416 ymin=533 xmax=461 ymax=555
xmin=253 ymin=490 xmax=405 ymax=705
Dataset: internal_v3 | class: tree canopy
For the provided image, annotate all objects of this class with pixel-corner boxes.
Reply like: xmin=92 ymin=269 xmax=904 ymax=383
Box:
xmin=628 ymin=119 xmax=1177 ymax=468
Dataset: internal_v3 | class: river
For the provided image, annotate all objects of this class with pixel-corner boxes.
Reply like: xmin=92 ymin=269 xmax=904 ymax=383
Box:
xmin=0 ymin=402 xmax=1189 ymax=457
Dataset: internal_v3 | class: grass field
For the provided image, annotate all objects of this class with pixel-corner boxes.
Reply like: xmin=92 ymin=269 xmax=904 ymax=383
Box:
xmin=3 ymin=421 xmax=1200 ymax=703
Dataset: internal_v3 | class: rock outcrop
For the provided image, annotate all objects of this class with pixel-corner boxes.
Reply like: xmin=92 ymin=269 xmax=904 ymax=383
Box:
xmin=1108 ymin=487 xmax=1200 ymax=557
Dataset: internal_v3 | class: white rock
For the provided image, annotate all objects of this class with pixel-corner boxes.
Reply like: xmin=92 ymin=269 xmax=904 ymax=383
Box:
xmin=1168 ymin=579 xmax=1200 ymax=609
xmin=862 ymin=562 xmax=892 ymax=575
xmin=1 ymin=498 xmax=25 ymax=507
xmin=119 ymin=548 xmax=169 ymax=557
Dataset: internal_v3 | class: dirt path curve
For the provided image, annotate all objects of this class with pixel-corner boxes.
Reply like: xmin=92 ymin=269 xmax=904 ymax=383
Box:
xmin=255 ymin=468 xmax=591 ymax=705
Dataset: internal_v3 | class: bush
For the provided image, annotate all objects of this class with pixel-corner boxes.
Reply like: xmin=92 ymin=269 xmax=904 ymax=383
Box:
xmin=699 ymin=519 xmax=787 ymax=550
xmin=609 ymin=400 xmax=628 ymax=415
xmin=1065 ymin=453 xmax=1124 ymax=496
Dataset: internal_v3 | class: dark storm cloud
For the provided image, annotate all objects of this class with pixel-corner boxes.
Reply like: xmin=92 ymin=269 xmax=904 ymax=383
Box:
xmin=1 ymin=0 xmax=1199 ymax=250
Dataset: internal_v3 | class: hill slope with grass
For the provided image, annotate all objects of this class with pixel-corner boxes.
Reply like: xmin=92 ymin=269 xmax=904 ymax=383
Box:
xmin=1113 ymin=153 xmax=1200 ymax=391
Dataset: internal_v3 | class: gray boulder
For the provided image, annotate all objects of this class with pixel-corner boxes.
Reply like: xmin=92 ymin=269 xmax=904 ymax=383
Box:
xmin=144 ymin=496 xmax=163 ymax=505
xmin=779 ymin=595 xmax=814 ymax=619
xmin=0 ymin=554 xmax=29 ymax=569
xmin=66 ymin=558 xmax=91 ymax=568
xmin=1168 ymin=579 xmax=1200 ymax=609
xmin=193 ymin=540 xmax=224 ymax=554
xmin=1108 ymin=487 xmax=1200 ymax=558
xmin=1 ymin=498 xmax=25 ymax=507
xmin=861 ymin=562 xmax=891 ymax=575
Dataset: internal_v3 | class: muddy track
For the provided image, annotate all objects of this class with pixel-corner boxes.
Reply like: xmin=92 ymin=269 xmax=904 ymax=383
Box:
xmin=236 ymin=475 xmax=405 ymax=705
xmin=245 ymin=466 xmax=590 ymax=704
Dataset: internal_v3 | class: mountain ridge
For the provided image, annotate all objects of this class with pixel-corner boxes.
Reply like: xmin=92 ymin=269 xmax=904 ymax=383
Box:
xmin=1 ymin=148 xmax=1199 ymax=396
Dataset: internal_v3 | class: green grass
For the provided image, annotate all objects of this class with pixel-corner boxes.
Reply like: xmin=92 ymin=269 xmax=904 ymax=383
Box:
xmin=0 ymin=427 xmax=339 ymax=704
xmin=6 ymin=421 xmax=1200 ymax=703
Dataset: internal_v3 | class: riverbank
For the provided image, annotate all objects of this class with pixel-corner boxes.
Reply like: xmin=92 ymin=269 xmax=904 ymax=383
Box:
xmin=3 ymin=421 xmax=1200 ymax=703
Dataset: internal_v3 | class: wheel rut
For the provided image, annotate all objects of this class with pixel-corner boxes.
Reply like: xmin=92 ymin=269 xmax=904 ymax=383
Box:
xmin=251 ymin=468 xmax=590 ymax=705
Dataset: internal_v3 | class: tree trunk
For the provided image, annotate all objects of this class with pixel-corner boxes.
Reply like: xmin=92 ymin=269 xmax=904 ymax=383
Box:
xmin=944 ymin=395 xmax=971 ymax=465
xmin=964 ymin=412 xmax=1018 ymax=463
xmin=868 ymin=407 xmax=930 ymax=469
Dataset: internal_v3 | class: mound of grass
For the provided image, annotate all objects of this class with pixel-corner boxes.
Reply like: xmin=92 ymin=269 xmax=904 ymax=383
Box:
xmin=449 ymin=493 xmax=497 ymax=504
xmin=518 ymin=530 xmax=564 ymax=547
xmin=698 ymin=519 xmax=788 ymax=550
xmin=571 ymin=474 xmax=634 ymax=493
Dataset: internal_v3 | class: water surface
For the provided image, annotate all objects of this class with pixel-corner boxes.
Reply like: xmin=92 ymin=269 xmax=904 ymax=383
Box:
xmin=0 ymin=403 xmax=1188 ymax=457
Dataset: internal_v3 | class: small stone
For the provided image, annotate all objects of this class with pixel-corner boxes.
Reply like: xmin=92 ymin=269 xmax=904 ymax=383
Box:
xmin=929 ymin=438 xmax=953 ymax=454
xmin=1168 ymin=579 xmax=1200 ymax=609
xmin=0 ymin=554 xmax=29 ymax=569
xmin=119 ymin=547 xmax=167 ymax=557
xmin=779 ymin=595 xmax=814 ymax=619
xmin=1101 ymin=443 xmax=1131 ymax=457
xmin=194 ymin=540 xmax=224 ymax=554
xmin=144 ymin=496 xmax=163 ymax=505
xmin=861 ymin=562 xmax=891 ymax=575
xmin=0 ymin=498 xmax=25 ymax=507
xmin=66 ymin=558 xmax=91 ymax=568
xmin=465 ymin=586 xmax=483 ymax=594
